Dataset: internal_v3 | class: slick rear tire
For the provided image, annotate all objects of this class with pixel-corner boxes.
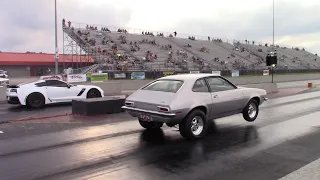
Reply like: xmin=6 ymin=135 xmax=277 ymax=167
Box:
xmin=26 ymin=93 xmax=45 ymax=108
xmin=179 ymin=109 xmax=208 ymax=140
xmin=139 ymin=119 xmax=163 ymax=129
xmin=243 ymin=99 xmax=259 ymax=122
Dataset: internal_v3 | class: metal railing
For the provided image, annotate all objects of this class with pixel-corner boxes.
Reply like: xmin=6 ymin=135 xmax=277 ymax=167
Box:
xmin=98 ymin=69 xmax=320 ymax=80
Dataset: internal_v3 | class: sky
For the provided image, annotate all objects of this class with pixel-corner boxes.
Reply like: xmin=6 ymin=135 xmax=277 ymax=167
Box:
xmin=0 ymin=0 xmax=319 ymax=54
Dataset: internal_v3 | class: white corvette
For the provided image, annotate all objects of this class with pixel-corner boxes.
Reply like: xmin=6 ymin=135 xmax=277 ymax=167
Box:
xmin=6 ymin=79 xmax=104 ymax=108
xmin=0 ymin=78 xmax=9 ymax=87
xmin=0 ymin=70 xmax=8 ymax=78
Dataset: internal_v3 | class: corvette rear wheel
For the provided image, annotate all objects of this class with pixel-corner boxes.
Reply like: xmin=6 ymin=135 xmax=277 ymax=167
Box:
xmin=87 ymin=89 xmax=101 ymax=98
xmin=26 ymin=93 xmax=45 ymax=108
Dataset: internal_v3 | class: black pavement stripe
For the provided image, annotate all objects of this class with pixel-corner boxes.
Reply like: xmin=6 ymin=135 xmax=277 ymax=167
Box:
xmin=37 ymin=115 xmax=320 ymax=180
xmin=0 ymin=128 xmax=144 ymax=158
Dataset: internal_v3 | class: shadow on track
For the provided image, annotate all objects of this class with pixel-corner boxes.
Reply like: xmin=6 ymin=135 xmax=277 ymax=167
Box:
xmin=6 ymin=103 xmax=71 ymax=113
xmin=135 ymin=121 xmax=260 ymax=172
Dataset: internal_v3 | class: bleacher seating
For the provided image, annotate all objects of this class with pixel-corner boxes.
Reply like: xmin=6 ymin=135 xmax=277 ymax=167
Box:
xmin=62 ymin=22 xmax=319 ymax=73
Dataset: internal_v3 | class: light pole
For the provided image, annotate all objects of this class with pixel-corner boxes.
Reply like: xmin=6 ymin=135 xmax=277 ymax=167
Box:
xmin=273 ymin=0 xmax=275 ymax=48
xmin=271 ymin=0 xmax=275 ymax=83
xmin=54 ymin=0 xmax=59 ymax=74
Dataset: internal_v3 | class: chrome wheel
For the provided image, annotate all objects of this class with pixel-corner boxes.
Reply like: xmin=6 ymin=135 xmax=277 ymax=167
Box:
xmin=248 ymin=103 xmax=257 ymax=119
xmin=191 ymin=116 xmax=204 ymax=136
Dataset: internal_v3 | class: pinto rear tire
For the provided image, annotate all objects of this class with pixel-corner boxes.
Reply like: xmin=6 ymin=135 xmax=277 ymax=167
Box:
xmin=243 ymin=99 xmax=259 ymax=122
xmin=179 ymin=109 xmax=208 ymax=140
xmin=138 ymin=119 xmax=163 ymax=129
xmin=26 ymin=93 xmax=45 ymax=108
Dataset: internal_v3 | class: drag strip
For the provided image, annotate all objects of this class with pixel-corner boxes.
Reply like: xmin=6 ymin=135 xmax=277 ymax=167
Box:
xmin=1 ymin=92 xmax=320 ymax=180
xmin=0 ymin=103 xmax=71 ymax=123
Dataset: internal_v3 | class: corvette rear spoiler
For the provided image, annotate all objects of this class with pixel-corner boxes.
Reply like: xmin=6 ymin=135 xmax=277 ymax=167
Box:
xmin=7 ymin=85 xmax=19 ymax=88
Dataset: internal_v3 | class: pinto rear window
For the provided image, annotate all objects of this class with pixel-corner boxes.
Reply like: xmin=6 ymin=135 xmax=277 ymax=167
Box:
xmin=142 ymin=80 xmax=183 ymax=93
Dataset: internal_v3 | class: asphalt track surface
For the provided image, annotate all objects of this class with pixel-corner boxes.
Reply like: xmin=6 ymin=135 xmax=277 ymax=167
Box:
xmin=1 ymin=91 xmax=320 ymax=180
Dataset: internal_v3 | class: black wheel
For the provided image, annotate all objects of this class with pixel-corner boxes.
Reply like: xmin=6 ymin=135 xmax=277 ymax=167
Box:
xmin=26 ymin=93 xmax=45 ymax=108
xmin=87 ymin=89 xmax=101 ymax=98
xmin=243 ymin=99 xmax=259 ymax=122
xmin=139 ymin=119 xmax=163 ymax=129
xmin=179 ymin=109 xmax=208 ymax=140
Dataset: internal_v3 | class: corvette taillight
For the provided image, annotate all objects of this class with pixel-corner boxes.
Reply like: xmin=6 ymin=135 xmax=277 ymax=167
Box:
xmin=10 ymin=89 xmax=17 ymax=93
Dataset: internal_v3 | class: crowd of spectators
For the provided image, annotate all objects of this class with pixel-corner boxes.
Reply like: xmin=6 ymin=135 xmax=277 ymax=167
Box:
xmin=119 ymin=35 xmax=127 ymax=44
xmin=118 ymin=28 xmax=128 ymax=33
xmin=200 ymin=47 xmax=210 ymax=53
xmin=157 ymin=33 xmax=164 ymax=37
xmin=176 ymin=50 xmax=188 ymax=59
xmin=142 ymin=31 xmax=154 ymax=36
xmin=86 ymin=25 xmax=98 ymax=30
xmin=145 ymin=50 xmax=158 ymax=62
xmin=212 ymin=38 xmax=223 ymax=43
xmin=192 ymin=56 xmax=204 ymax=67
xmin=67 ymin=20 xmax=312 ymax=71
xmin=62 ymin=18 xmax=71 ymax=28
xmin=101 ymin=27 xmax=111 ymax=32
xmin=188 ymin=36 xmax=196 ymax=40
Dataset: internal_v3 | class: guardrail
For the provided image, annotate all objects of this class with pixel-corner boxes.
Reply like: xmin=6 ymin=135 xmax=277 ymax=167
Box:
xmin=82 ymin=69 xmax=320 ymax=81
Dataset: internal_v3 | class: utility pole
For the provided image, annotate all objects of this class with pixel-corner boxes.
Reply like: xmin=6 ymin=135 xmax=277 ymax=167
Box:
xmin=273 ymin=0 xmax=275 ymax=48
xmin=271 ymin=0 xmax=275 ymax=83
xmin=54 ymin=0 xmax=59 ymax=74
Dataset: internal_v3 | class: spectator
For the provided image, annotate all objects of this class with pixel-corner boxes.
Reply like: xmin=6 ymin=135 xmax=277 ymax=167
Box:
xmin=62 ymin=18 xmax=66 ymax=27
xmin=68 ymin=21 xmax=71 ymax=28
xmin=174 ymin=31 xmax=177 ymax=37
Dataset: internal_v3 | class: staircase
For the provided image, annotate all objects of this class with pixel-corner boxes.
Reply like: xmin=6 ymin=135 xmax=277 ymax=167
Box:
xmin=63 ymin=27 xmax=100 ymax=74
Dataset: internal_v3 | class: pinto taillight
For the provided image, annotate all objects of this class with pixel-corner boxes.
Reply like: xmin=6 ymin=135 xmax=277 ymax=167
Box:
xmin=125 ymin=101 xmax=134 ymax=107
xmin=158 ymin=106 xmax=169 ymax=112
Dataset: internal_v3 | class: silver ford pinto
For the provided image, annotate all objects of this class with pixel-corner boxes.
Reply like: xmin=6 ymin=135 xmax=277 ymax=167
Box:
xmin=122 ymin=73 xmax=268 ymax=140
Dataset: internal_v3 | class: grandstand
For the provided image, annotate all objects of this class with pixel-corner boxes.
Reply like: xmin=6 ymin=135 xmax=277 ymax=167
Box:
xmin=62 ymin=20 xmax=320 ymax=75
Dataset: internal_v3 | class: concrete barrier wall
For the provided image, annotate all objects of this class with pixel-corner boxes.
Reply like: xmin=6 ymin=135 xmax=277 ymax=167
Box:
xmin=5 ymin=73 xmax=320 ymax=87
xmin=2 ymin=73 xmax=320 ymax=101
xmin=80 ymin=74 xmax=320 ymax=92
xmin=75 ymin=81 xmax=278 ymax=95
xmin=240 ymin=83 xmax=278 ymax=94
xmin=75 ymin=81 xmax=123 ymax=95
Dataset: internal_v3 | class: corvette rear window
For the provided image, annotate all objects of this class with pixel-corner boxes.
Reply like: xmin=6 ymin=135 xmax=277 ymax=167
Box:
xmin=142 ymin=80 xmax=183 ymax=93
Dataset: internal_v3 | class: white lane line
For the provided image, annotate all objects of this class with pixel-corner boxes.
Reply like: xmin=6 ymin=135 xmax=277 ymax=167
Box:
xmin=0 ymin=131 xmax=3 ymax=134
xmin=278 ymin=157 xmax=320 ymax=180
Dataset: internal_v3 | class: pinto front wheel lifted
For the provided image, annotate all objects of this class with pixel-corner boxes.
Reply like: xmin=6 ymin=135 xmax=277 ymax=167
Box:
xmin=243 ymin=99 xmax=259 ymax=122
